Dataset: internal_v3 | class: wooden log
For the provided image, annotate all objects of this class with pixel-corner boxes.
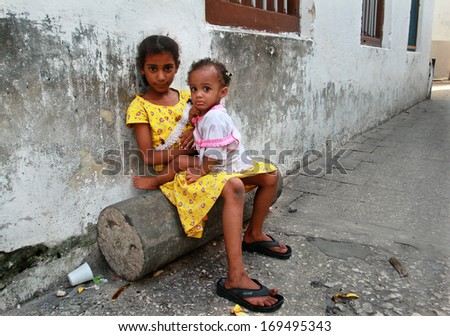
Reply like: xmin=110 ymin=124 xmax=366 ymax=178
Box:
xmin=97 ymin=171 xmax=283 ymax=281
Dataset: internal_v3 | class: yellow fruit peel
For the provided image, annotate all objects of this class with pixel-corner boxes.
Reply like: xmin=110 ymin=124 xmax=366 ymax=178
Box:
xmin=332 ymin=293 xmax=360 ymax=303
xmin=231 ymin=304 xmax=249 ymax=316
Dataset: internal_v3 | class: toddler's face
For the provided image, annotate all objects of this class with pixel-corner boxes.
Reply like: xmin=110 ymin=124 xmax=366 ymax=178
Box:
xmin=141 ymin=52 xmax=178 ymax=93
xmin=188 ymin=66 xmax=228 ymax=115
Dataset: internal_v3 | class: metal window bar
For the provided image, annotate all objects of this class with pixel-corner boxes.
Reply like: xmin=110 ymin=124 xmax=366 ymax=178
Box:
xmin=362 ymin=0 xmax=378 ymax=37
xmin=362 ymin=0 xmax=367 ymax=35
xmin=373 ymin=0 xmax=378 ymax=36
xmin=230 ymin=0 xmax=291 ymax=14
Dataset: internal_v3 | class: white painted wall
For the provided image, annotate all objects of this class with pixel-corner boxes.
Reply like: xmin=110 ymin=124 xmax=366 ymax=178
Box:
xmin=431 ymin=0 xmax=450 ymax=78
xmin=432 ymin=0 xmax=450 ymax=40
xmin=0 ymin=0 xmax=435 ymax=257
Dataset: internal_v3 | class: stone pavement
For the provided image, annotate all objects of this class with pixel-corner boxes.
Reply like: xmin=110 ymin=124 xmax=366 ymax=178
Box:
xmin=3 ymin=83 xmax=450 ymax=316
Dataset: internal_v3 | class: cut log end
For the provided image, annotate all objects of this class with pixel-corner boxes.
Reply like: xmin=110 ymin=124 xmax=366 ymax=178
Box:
xmin=98 ymin=207 xmax=145 ymax=281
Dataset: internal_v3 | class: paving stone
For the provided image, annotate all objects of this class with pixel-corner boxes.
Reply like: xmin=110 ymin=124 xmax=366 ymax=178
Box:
xmin=342 ymin=142 xmax=379 ymax=153
xmin=284 ymin=174 xmax=341 ymax=194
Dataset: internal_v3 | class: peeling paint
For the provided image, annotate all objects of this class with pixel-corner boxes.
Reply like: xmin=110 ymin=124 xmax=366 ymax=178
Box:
xmin=69 ymin=149 xmax=104 ymax=189
xmin=99 ymin=109 xmax=114 ymax=126
xmin=0 ymin=12 xmax=135 ymax=253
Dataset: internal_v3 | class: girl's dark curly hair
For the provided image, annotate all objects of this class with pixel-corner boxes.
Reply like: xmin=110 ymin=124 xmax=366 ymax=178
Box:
xmin=188 ymin=58 xmax=232 ymax=87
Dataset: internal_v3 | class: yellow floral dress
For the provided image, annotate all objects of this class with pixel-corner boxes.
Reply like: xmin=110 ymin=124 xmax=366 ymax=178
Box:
xmin=126 ymin=90 xmax=276 ymax=238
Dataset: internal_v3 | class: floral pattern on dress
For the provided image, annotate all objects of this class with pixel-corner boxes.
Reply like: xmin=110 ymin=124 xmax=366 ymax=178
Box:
xmin=160 ymin=161 xmax=275 ymax=238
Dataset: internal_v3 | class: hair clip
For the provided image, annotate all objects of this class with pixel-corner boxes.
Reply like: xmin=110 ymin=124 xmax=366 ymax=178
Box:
xmin=225 ymin=71 xmax=232 ymax=78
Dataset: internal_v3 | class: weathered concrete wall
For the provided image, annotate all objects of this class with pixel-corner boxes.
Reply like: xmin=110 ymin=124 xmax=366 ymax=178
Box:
xmin=0 ymin=15 xmax=132 ymax=250
xmin=431 ymin=0 xmax=450 ymax=78
xmin=0 ymin=0 xmax=435 ymax=309
xmin=0 ymin=1 xmax=210 ymax=256
xmin=210 ymin=0 xmax=434 ymax=172
xmin=0 ymin=0 xmax=211 ymax=303
xmin=431 ymin=41 xmax=450 ymax=79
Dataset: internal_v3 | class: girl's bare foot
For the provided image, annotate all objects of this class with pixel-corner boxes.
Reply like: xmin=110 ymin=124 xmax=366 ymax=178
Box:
xmin=132 ymin=176 xmax=160 ymax=190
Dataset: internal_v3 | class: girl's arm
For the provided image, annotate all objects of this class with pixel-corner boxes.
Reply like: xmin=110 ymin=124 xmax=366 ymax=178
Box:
xmin=133 ymin=124 xmax=195 ymax=166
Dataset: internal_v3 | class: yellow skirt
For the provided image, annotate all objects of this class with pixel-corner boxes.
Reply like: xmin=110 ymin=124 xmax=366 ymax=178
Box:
xmin=159 ymin=161 xmax=276 ymax=238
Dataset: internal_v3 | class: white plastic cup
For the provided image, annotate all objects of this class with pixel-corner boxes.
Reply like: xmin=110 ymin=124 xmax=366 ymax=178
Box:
xmin=67 ymin=262 xmax=94 ymax=286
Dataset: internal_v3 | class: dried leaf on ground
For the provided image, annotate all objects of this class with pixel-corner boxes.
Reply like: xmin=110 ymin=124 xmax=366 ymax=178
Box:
xmin=112 ymin=283 xmax=131 ymax=301
xmin=389 ymin=257 xmax=408 ymax=277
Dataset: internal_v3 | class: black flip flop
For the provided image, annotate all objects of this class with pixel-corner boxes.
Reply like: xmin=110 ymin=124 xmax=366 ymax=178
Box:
xmin=242 ymin=235 xmax=292 ymax=259
xmin=216 ymin=277 xmax=284 ymax=313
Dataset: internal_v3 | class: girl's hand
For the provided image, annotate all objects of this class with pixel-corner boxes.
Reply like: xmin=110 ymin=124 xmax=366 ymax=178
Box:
xmin=185 ymin=167 xmax=201 ymax=184
xmin=179 ymin=128 xmax=195 ymax=149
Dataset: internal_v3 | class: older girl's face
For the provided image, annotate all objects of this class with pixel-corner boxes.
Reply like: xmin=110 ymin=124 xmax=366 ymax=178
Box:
xmin=188 ymin=66 xmax=228 ymax=115
xmin=140 ymin=52 xmax=178 ymax=94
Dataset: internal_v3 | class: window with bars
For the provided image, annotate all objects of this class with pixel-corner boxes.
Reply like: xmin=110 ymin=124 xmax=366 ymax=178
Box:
xmin=361 ymin=0 xmax=385 ymax=47
xmin=407 ymin=0 xmax=420 ymax=51
xmin=205 ymin=0 xmax=300 ymax=34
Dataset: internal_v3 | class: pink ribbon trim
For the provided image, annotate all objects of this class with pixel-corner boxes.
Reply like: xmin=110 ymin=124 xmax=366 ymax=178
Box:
xmin=196 ymin=134 xmax=238 ymax=148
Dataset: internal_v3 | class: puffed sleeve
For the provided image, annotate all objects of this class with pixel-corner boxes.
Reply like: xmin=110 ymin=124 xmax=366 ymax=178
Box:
xmin=196 ymin=110 xmax=239 ymax=162
xmin=126 ymin=96 xmax=149 ymax=128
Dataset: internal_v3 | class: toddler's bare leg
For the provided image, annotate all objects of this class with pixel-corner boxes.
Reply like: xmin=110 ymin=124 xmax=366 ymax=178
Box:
xmin=241 ymin=170 xmax=289 ymax=255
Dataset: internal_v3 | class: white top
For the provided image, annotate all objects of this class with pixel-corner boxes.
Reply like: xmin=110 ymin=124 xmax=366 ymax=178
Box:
xmin=192 ymin=104 xmax=254 ymax=173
